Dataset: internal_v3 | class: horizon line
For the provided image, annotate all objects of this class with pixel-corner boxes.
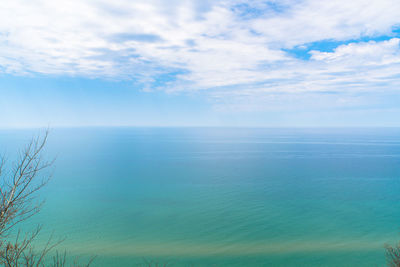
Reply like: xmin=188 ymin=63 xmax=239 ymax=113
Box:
xmin=1 ymin=125 xmax=400 ymax=130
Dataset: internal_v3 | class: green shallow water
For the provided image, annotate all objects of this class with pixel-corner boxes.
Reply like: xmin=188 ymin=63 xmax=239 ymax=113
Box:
xmin=1 ymin=127 xmax=400 ymax=266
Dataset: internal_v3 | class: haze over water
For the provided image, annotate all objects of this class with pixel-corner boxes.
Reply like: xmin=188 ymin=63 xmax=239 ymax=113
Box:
xmin=1 ymin=127 xmax=400 ymax=266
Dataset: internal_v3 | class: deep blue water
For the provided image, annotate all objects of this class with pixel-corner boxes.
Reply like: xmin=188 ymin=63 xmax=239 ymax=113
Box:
xmin=1 ymin=127 xmax=400 ymax=266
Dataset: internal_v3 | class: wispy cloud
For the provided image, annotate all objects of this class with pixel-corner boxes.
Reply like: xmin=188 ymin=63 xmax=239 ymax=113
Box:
xmin=1 ymin=0 xmax=400 ymax=112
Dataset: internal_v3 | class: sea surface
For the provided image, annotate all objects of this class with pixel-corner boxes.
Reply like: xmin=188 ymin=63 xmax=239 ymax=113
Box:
xmin=1 ymin=127 xmax=400 ymax=266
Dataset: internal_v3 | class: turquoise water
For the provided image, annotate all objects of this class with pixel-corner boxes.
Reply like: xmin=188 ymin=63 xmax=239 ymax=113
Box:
xmin=1 ymin=128 xmax=400 ymax=266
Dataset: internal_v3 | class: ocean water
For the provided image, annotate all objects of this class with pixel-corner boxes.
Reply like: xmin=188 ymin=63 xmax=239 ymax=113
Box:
xmin=1 ymin=127 xmax=400 ymax=266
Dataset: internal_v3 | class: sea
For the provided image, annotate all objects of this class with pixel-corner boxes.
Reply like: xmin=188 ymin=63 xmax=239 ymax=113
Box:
xmin=0 ymin=127 xmax=400 ymax=266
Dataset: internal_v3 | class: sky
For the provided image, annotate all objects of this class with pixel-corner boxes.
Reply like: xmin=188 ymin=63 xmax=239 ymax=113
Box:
xmin=1 ymin=0 xmax=400 ymax=128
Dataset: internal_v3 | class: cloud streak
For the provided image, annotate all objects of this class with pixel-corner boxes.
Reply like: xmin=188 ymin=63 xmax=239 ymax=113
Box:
xmin=1 ymin=0 xmax=400 ymax=111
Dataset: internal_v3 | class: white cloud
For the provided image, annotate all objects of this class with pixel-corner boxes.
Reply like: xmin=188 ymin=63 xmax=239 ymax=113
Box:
xmin=1 ymin=0 xmax=400 ymax=111
xmin=251 ymin=0 xmax=400 ymax=47
xmin=311 ymin=38 xmax=400 ymax=64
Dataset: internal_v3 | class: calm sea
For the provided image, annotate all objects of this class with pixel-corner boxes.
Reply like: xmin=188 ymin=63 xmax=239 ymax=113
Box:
xmin=1 ymin=127 xmax=400 ymax=266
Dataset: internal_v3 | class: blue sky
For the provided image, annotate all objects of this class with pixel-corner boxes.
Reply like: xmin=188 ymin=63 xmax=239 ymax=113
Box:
xmin=1 ymin=0 xmax=400 ymax=127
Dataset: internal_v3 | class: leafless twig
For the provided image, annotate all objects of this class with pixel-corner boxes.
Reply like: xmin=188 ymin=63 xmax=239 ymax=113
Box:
xmin=0 ymin=131 xmax=94 ymax=266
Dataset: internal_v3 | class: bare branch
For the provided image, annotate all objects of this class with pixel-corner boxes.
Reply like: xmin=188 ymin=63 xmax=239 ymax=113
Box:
xmin=0 ymin=130 xmax=94 ymax=266
xmin=0 ymin=131 xmax=52 ymax=238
